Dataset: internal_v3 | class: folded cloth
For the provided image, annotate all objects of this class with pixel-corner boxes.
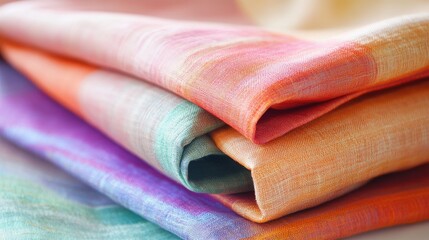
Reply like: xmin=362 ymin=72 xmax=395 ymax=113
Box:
xmin=0 ymin=41 xmax=252 ymax=194
xmin=0 ymin=1 xmax=428 ymax=143
xmin=212 ymin=77 xmax=429 ymax=222
xmin=1 ymin=61 xmax=429 ymax=239
xmin=4 ymin=42 xmax=429 ymax=223
xmin=0 ymin=137 xmax=177 ymax=240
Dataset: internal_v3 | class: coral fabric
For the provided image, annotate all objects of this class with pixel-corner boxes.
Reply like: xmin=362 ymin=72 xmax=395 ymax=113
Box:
xmin=0 ymin=1 xmax=428 ymax=143
xmin=1 ymin=60 xmax=429 ymax=239
xmin=3 ymin=42 xmax=429 ymax=224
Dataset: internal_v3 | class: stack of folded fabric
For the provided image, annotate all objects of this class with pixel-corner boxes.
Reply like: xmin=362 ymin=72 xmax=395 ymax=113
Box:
xmin=0 ymin=1 xmax=428 ymax=239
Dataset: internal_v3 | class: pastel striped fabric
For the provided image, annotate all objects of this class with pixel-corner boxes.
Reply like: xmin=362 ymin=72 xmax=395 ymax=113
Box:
xmin=0 ymin=138 xmax=176 ymax=240
xmin=1 ymin=60 xmax=429 ymax=239
xmin=1 ymin=1 xmax=429 ymax=238
xmin=0 ymin=41 xmax=252 ymax=194
xmin=4 ymin=42 xmax=429 ymax=223
xmin=0 ymin=1 xmax=428 ymax=144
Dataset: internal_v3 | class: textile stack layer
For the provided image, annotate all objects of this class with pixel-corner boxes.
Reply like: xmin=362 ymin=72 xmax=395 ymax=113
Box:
xmin=0 ymin=0 xmax=428 ymax=239
xmin=0 ymin=59 xmax=429 ymax=239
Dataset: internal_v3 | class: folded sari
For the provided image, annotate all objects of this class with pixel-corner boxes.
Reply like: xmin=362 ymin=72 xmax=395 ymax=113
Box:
xmin=0 ymin=1 xmax=428 ymax=143
xmin=0 ymin=137 xmax=176 ymax=240
xmin=4 ymin=42 xmax=429 ymax=223
xmin=1 ymin=61 xmax=429 ymax=240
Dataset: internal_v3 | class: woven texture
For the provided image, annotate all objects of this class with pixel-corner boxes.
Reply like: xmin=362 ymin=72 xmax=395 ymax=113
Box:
xmin=212 ymin=78 xmax=429 ymax=222
xmin=0 ymin=138 xmax=177 ymax=240
xmin=0 ymin=1 xmax=428 ymax=144
xmin=1 ymin=61 xmax=429 ymax=239
xmin=4 ymin=42 xmax=429 ymax=223
xmin=0 ymin=42 xmax=252 ymax=194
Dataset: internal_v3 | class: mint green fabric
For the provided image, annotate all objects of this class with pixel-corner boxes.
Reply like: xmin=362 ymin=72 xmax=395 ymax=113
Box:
xmin=0 ymin=137 xmax=177 ymax=240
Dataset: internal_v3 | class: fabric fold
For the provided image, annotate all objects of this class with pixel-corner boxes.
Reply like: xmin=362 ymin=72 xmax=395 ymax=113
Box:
xmin=212 ymin=78 xmax=429 ymax=222
xmin=0 ymin=41 xmax=252 ymax=194
xmin=0 ymin=1 xmax=428 ymax=143
xmin=3 ymin=41 xmax=429 ymax=223
xmin=1 ymin=60 xmax=429 ymax=239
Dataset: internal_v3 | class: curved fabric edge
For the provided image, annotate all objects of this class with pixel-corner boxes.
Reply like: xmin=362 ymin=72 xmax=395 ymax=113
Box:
xmin=252 ymin=15 xmax=429 ymax=143
xmin=0 ymin=41 xmax=253 ymax=194
xmin=212 ymin=79 xmax=429 ymax=222
xmin=0 ymin=3 xmax=428 ymax=144
xmin=2 ymin=60 xmax=429 ymax=239
xmin=181 ymin=135 xmax=253 ymax=193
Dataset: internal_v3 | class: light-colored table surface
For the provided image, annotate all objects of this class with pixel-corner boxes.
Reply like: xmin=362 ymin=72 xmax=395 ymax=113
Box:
xmin=348 ymin=221 xmax=429 ymax=239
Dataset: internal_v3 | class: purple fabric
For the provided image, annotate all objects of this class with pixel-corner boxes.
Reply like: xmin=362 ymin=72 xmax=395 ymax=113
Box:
xmin=0 ymin=60 xmax=256 ymax=239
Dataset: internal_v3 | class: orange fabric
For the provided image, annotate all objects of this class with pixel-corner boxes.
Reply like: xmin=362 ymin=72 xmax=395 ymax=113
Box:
xmin=0 ymin=41 xmax=95 ymax=115
xmin=4 ymin=39 xmax=429 ymax=224
xmin=212 ymin=79 xmax=429 ymax=222
xmin=244 ymin=164 xmax=429 ymax=239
